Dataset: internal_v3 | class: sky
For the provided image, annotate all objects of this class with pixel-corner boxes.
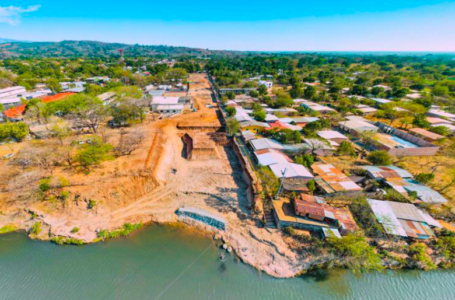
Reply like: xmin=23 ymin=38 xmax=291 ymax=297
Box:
xmin=0 ymin=0 xmax=455 ymax=51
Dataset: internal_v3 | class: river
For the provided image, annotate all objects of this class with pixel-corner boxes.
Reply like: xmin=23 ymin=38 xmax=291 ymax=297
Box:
xmin=0 ymin=224 xmax=454 ymax=300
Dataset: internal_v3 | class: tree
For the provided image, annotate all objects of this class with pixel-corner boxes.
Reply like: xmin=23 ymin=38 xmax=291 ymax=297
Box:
xmin=114 ymin=128 xmax=145 ymax=156
xmin=74 ymin=136 xmax=113 ymax=171
xmin=257 ymin=166 xmax=279 ymax=199
xmin=306 ymin=179 xmax=316 ymax=194
xmin=258 ymin=85 xmax=268 ymax=95
xmin=227 ymin=118 xmax=240 ymax=136
xmin=336 ymin=141 xmax=356 ymax=157
xmin=304 ymin=85 xmax=317 ymax=99
xmin=49 ymin=119 xmax=72 ymax=146
xmin=46 ymin=78 xmax=62 ymax=93
xmin=429 ymin=126 xmax=450 ymax=136
xmin=225 ymin=106 xmax=236 ymax=117
xmin=415 ymin=173 xmax=435 ymax=184
xmin=252 ymin=107 xmax=266 ymax=122
xmin=226 ymin=91 xmax=235 ymax=100
xmin=66 ymin=95 xmax=110 ymax=133
xmin=295 ymin=154 xmax=314 ymax=168
xmin=112 ymin=86 xmax=143 ymax=99
xmin=367 ymin=150 xmax=392 ymax=165
xmin=0 ymin=122 xmax=29 ymax=142
xmin=413 ymin=114 xmax=430 ymax=128
xmin=328 ymin=233 xmax=383 ymax=273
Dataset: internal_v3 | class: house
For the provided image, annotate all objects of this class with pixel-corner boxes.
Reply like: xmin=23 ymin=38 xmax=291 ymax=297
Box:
xmin=371 ymin=98 xmax=392 ymax=106
xmin=239 ymin=120 xmax=269 ymax=133
xmin=250 ymin=138 xmax=284 ymax=151
xmin=272 ymin=194 xmax=358 ymax=236
xmin=356 ymin=104 xmax=377 ymax=115
xmin=241 ymin=130 xmax=256 ymax=142
xmin=254 ymin=149 xmax=292 ymax=166
xmin=299 ymin=100 xmax=336 ymax=114
xmin=219 ymin=88 xmax=255 ymax=95
xmin=363 ymin=165 xmax=447 ymax=204
xmin=258 ymin=80 xmax=273 ymax=89
xmin=362 ymin=165 xmax=413 ymax=180
xmin=426 ymin=109 xmax=455 ymax=122
xmin=291 ymin=117 xmax=320 ymax=126
xmin=269 ymin=163 xmax=314 ymax=180
xmin=317 ymin=130 xmax=349 ymax=144
xmin=339 ymin=120 xmax=379 ymax=134
xmin=97 ymin=91 xmax=117 ymax=105
xmin=311 ymin=163 xmax=363 ymax=195
xmin=148 ymin=90 xmax=166 ymax=97
xmin=368 ymin=122 xmax=440 ymax=157
xmin=151 ymin=96 xmax=191 ymax=113
xmin=409 ymin=128 xmax=445 ymax=142
xmin=42 ymin=92 xmax=75 ymax=104
xmin=427 ymin=117 xmax=453 ymax=127
xmin=0 ymin=86 xmax=26 ymax=99
xmin=368 ymin=199 xmax=441 ymax=239
xmin=3 ymin=104 xmax=26 ymax=122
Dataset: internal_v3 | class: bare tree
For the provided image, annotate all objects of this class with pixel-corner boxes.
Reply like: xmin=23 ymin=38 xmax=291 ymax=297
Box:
xmin=114 ymin=128 xmax=146 ymax=156
xmin=67 ymin=97 xmax=110 ymax=133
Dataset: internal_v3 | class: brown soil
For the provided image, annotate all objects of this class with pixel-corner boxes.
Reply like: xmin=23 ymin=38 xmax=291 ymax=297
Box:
xmin=0 ymin=73 xmax=312 ymax=278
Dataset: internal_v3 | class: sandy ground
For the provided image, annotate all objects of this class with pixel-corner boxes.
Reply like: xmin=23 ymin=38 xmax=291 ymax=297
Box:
xmin=0 ymin=73 xmax=309 ymax=278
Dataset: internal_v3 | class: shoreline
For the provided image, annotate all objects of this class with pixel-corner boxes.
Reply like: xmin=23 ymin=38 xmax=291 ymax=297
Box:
xmin=1 ymin=215 xmax=452 ymax=278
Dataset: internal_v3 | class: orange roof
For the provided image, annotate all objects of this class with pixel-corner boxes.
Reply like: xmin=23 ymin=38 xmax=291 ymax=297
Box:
xmin=265 ymin=122 xmax=287 ymax=130
xmin=4 ymin=104 xmax=26 ymax=118
xmin=42 ymin=92 xmax=75 ymax=103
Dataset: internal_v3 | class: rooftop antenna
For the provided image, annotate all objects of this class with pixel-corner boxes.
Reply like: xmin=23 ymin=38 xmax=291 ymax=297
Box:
xmin=275 ymin=167 xmax=287 ymax=199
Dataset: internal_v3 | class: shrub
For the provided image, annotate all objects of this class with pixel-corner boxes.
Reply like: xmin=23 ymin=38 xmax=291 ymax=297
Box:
xmin=225 ymin=106 xmax=236 ymax=117
xmin=336 ymin=141 xmax=356 ymax=157
xmin=0 ymin=224 xmax=18 ymax=234
xmin=38 ymin=178 xmax=52 ymax=192
xmin=367 ymin=150 xmax=392 ymax=165
xmin=88 ymin=200 xmax=97 ymax=209
xmin=74 ymin=136 xmax=113 ymax=171
xmin=429 ymin=126 xmax=450 ymax=136
xmin=71 ymin=227 xmax=80 ymax=233
xmin=31 ymin=222 xmax=42 ymax=235
xmin=349 ymin=197 xmax=385 ymax=238
xmin=306 ymin=180 xmax=316 ymax=194
xmin=328 ymin=233 xmax=383 ymax=273
xmin=0 ymin=122 xmax=29 ymax=142
xmin=408 ymin=243 xmax=436 ymax=270
xmin=415 ymin=173 xmax=435 ymax=184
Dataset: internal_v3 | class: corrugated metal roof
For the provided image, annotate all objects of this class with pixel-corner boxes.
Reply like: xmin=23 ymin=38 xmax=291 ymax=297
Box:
xmin=363 ymin=166 xmax=413 ymax=180
xmin=311 ymin=164 xmax=362 ymax=192
xmin=269 ymin=163 xmax=314 ymax=179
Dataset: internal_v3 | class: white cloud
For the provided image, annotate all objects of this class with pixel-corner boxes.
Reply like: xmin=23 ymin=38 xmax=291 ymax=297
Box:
xmin=0 ymin=5 xmax=41 ymax=26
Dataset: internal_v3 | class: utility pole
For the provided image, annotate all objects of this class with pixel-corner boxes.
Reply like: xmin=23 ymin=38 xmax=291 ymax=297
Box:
xmin=275 ymin=168 xmax=287 ymax=199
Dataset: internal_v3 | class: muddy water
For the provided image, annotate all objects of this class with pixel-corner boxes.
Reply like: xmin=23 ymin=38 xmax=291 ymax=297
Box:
xmin=0 ymin=225 xmax=454 ymax=300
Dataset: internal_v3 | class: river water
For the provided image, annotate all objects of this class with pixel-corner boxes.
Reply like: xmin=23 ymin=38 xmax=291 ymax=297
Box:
xmin=0 ymin=225 xmax=454 ymax=300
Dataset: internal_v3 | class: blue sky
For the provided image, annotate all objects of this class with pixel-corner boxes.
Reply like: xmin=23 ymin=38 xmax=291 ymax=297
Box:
xmin=1 ymin=0 xmax=455 ymax=51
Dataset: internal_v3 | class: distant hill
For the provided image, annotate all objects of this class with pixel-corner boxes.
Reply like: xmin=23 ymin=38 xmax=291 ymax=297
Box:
xmin=0 ymin=40 xmax=240 ymax=58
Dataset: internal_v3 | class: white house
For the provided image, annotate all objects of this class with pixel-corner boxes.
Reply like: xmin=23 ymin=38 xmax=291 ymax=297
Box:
xmin=258 ymin=80 xmax=273 ymax=89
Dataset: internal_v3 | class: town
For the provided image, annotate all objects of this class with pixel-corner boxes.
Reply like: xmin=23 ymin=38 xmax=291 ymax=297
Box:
xmin=1 ymin=50 xmax=455 ymax=277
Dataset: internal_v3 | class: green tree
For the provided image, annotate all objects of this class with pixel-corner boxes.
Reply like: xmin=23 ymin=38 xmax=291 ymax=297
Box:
xmin=226 ymin=118 xmax=240 ymax=136
xmin=46 ymin=78 xmax=62 ymax=93
xmin=225 ymin=106 xmax=236 ymax=117
xmin=74 ymin=136 xmax=113 ymax=171
xmin=328 ymin=233 xmax=383 ymax=273
xmin=336 ymin=141 xmax=356 ymax=157
xmin=367 ymin=150 xmax=392 ymax=165
xmin=429 ymin=126 xmax=450 ymax=136
xmin=306 ymin=179 xmax=316 ymax=194
xmin=0 ymin=122 xmax=29 ymax=142
xmin=415 ymin=173 xmax=435 ymax=184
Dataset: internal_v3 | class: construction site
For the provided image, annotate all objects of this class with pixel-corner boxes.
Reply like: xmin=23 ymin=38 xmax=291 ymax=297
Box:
xmin=0 ymin=73 xmax=308 ymax=278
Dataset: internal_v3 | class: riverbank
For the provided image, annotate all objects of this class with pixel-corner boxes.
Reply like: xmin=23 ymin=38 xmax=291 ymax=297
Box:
xmin=2 ymin=224 xmax=455 ymax=300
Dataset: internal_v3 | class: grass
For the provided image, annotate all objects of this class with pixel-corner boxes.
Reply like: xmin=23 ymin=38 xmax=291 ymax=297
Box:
xmin=97 ymin=222 xmax=143 ymax=240
xmin=0 ymin=224 xmax=18 ymax=234
xmin=51 ymin=236 xmax=84 ymax=245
